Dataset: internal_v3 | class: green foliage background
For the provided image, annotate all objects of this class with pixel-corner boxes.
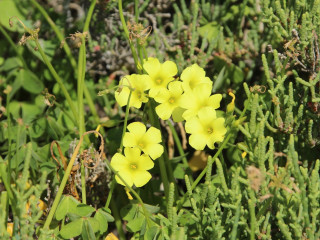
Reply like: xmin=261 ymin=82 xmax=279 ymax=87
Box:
xmin=0 ymin=0 xmax=320 ymax=239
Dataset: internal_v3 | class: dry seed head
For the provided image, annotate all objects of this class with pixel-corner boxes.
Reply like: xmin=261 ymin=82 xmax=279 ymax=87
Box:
xmin=246 ymin=165 xmax=264 ymax=192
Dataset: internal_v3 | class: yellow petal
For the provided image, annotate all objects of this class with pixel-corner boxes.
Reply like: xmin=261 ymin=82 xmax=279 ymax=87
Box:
xmin=144 ymin=143 xmax=164 ymax=160
xmin=189 ymin=133 xmax=207 ymax=150
xmin=154 ymin=89 xmax=170 ymax=103
xmin=127 ymin=122 xmax=146 ymax=138
xmin=131 ymin=170 xmax=152 ymax=187
xmin=168 ymin=81 xmax=183 ymax=97
xmin=115 ymin=87 xmax=130 ymax=107
xmin=208 ymin=94 xmax=222 ymax=109
xmin=162 ymin=60 xmax=178 ymax=77
xmin=198 ymin=107 xmax=217 ymax=126
xmin=143 ymin=58 xmax=160 ymax=78
xmin=110 ymin=153 xmax=127 ymax=171
xmin=137 ymin=154 xmax=154 ymax=170
xmin=123 ymin=132 xmax=138 ymax=148
xmin=115 ymin=169 xmax=134 ymax=187
xmin=194 ymin=83 xmax=212 ymax=102
xmin=105 ymin=233 xmax=119 ymax=240
xmin=124 ymin=147 xmax=141 ymax=161
xmin=144 ymin=127 xmax=162 ymax=143
xmin=156 ymin=102 xmax=174 ymax=120
xmin=185 ymin=117 xmax=202 ymax=134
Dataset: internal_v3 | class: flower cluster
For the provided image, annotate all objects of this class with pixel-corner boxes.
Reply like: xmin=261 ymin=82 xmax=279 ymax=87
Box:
xmin=112 ymin=57 xmax=228 ymax=187
xmin=110 ymin=122 xmax=163 ymax=187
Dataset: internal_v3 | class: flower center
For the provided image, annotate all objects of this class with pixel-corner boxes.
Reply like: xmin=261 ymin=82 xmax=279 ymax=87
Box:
xmin=169 ymin=97 xmax=175 ymax=104
xmin=136 ymin=91 xmax=142 ymax=98
xmin=138 ymin=142 xmax=145 ymax=148
xmin=130 ymin=164 xmax=137 ymax=169
xmin=207 ymin=127 xmax=213 ymax=134
xmin=156 ymin=78 xmax=162 ymax=84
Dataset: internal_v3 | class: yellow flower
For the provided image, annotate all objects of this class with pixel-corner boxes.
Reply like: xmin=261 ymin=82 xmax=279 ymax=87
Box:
xmin=111 ymin=147 xmax=154 ymax=187
xmin=185 ymin=107 xmax=227 ymax=150
xmin=154 ymin=81 xmax=185 ymax=121
xmin=181 ymin=64 xmax=212 ymax=92
xmin=123 ymin=122 xmax=164 ymax=159
xmin=115 ymin=74 xmax=151 ymax=108
xmin=180 ymin=83 xmax=222 ymax=120
xmin=143 ymin=57 xmax=178 ymax=98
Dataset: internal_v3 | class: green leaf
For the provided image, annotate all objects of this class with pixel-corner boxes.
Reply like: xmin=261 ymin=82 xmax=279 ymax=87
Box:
xmin=212 ymin=66 xmax=226 ymax=92
xmin=59 ymin=218 xmax=83 ymax=239
xmin=55 ymin=195 xmax=80 ymax=221
xmin=120 ymin=203 xmax=139 ymax=221
xmin=144 ymin=225 xmax=160 ymax=240
xmin=87 ymin=217 xmax=100 ymax=233
xmin=75 ymin=204 xmax=96 ymax=217
xmin=16 ymin=69 xmax=44 ymax=94
xmin=126 ymin=216 xmax=145 ymax=233
xmin=94 ymin=208 xmax=114 ymax=233
xmin=173 ymin=163 xmax=188 ymax=179
xmin=0 ymin=57 xmax=22 ymax=72
xmin=30 ymin=117 xmax=47 ymax=138
xmin=47 ymin=116 xmax=64 ymax=139
xmin=198 ymin=21 xmax=220 ymax=42
xmin=82 ymin=219 xmax=97 ymax=240
xmin=143 ymin=203 xmax=160 ymax=214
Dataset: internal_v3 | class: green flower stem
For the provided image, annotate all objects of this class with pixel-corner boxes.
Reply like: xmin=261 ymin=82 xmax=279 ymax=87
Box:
xmin=176 ymin=132 xmax=233 ymax=211
xmin=105 ymin=178 xmax=116 ymax=209
xmin=78 ymin=37 xmax=86 ymax=137
xmin=78 ymin=36 xmax=87 ymax=204
xmin=83 ymin=0 xmax=97 ymax=32
xmin=147 ymin=101 xmax=170 ymax=200
xmin=167 ymin=120 xmax=189 ymax=169
xmin=119 ymin=91 xmax=132 ymax=152
xmin=31 ymin=0 xmax=101 ymax=128
xmin=30 ymin=0 xmax=76 ymax=69
xmin=134 ymin=0 xmax=144 ymax=65
xmin=110 ymin=198 xmax=126 ymax=240
xmin=42 ymin=133 xmax=86 ymax=230
xmin=5 ymin=91 xmax=12 ymax=188
xmin=0 ymin=25 xmax=28 ymax=69
xmin=34 ymin=39 xmax=78 ymax=124
xmin=118 ymin=0 xmax=140 ymax=72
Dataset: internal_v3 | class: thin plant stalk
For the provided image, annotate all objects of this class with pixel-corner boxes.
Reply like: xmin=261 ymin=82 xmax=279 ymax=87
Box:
xmin=30 ymin=0 xmax=101 ymax=127
xmin=78 ymin=36 xmax=87 ymax=203
xmin=147 ymin=102 xmax=170 ymax=199
xmin=119 ymin=91 xmax=132 ymax=152
xmin=34 ymin=40 xmax=78 ymax=124
xmin=167 ymin=120 xmax=189 ymax=169
xmin=118 ymin=0 xmax=140 ymax=72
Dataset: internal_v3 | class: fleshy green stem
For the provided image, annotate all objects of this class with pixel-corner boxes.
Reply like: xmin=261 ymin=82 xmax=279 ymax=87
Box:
xmin=176 ymin=132 xmax=233 ymax=211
